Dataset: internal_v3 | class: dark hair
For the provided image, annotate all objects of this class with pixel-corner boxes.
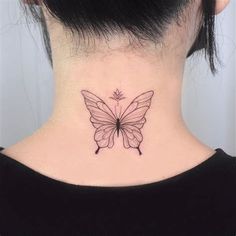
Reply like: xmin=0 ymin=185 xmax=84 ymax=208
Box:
xmin=23 ymin=0 xmax=218 ymax=74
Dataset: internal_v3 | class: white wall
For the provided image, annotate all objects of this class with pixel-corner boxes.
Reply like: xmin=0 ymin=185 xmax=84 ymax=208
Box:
xmin=0 ymin=0 xmax=54 ymax=146
xmin=182 ymin=0 xmax=236 ymax=155
xmin=0 ymin=0 xmax=235 ymax=155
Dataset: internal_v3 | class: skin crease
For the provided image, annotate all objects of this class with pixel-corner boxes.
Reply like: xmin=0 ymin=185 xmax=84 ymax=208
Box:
xmin=1 ymin=0 xmax=230 ymax=186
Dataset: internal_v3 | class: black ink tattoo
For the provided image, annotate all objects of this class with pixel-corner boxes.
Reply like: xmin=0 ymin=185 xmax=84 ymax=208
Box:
xmin=81 ymin=89 xmax=154 ymax=155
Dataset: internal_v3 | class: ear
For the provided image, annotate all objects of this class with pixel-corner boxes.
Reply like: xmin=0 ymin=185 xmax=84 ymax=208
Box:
xmin=215 ymin=0 xmax=230 ymax=15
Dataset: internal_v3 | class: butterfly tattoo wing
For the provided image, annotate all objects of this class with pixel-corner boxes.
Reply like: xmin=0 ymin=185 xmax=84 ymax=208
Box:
xmin=81 ymin=90 xmax=117 ymax=153
xmin=120 ymin=91 xmax=154 ymax=154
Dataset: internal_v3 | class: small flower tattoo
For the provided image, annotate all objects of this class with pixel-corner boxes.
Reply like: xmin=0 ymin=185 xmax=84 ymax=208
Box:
xmin=109 ymin=89 xmax=126 ymax=102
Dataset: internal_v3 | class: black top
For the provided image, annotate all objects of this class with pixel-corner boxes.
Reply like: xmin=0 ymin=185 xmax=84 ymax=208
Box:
xmin=0 ymin=146 xmax=236 ymax=236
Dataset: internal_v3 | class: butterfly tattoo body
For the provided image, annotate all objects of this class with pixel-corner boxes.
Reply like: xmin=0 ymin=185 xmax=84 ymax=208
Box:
xmin=81 ymin=90 xmax=154 ymax=155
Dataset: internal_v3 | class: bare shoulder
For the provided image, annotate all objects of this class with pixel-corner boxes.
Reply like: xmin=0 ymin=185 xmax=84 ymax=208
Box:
xmin=0 ymin=135 xmax=47 ymax=169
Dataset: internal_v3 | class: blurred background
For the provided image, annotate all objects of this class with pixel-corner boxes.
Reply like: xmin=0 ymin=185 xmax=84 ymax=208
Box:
xmin=0 ymin=0 xmax=235 ymax=155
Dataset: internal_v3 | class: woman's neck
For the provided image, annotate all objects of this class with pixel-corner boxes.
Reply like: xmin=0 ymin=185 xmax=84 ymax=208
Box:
xmin=3 ymin=49 xmax=215 ymax=186
xmin=34 ymin=48 xmax=209 ymax=155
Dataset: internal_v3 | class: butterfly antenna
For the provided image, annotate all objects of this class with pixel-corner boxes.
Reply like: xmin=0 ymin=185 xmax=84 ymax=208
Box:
xmin=137 ymin=147 xmax=142 ymax=155
xmin=95 ymin=147 xmax=100 ymax=155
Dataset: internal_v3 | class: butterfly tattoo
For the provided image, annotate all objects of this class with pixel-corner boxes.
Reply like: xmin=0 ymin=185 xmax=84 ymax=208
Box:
xmin=81 ymin=89 xmax=154 ymax=155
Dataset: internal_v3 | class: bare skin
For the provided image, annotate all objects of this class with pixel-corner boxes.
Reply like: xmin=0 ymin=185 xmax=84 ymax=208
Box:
xmin=1 ymin=0 xmax=230 ymax=187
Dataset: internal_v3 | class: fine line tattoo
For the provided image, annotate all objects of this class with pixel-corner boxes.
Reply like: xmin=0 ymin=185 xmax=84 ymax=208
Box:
xmin=81 ymin=89 xmax=154 ymax=155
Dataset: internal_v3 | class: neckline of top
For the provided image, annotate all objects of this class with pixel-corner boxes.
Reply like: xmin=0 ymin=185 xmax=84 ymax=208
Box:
xmin=0 ymin=147 xmax=225 ymax=191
